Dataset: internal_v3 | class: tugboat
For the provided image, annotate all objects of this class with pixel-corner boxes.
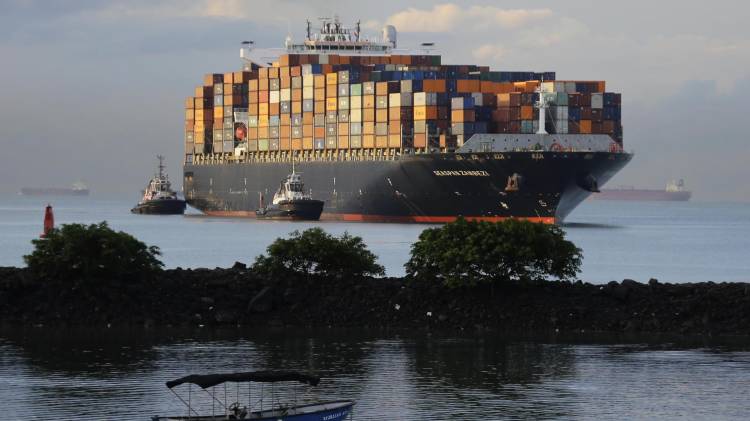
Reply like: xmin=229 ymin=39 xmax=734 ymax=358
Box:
xmin=131 ymin=156 xmax=186 ymax=215
xmin=256 ymin=165 xmax=324 ymax=220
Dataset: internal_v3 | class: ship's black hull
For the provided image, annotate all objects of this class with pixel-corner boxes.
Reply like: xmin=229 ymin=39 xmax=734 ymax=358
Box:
xmin=184 ymin=151 xmax=632 ymax=223
xmin=256 ymin=199 xmax=325 ymax=220
xmin=131 ymin=199 xmax=187 ymax=215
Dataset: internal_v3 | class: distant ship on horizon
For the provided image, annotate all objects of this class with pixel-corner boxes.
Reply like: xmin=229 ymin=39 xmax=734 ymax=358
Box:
xmin=19 ymin=182 xmax=89 ymax=197
xmin=592 ymin=179 xmax=691 ymax=201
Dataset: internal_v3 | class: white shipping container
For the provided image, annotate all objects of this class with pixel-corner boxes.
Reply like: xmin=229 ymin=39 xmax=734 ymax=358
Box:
xmin=565 ymin=82 xmax=576 ymax=94
xmin=269 ymin=90 xmax=280 ymax=104
xmin=591 ymin=93 xmax=604 ymax=109
xmin=350 ymin=96 xmax=361 ymax=109
xmin=318 ymin=55 xmax=329 ymax=64
xmin=280 ymin=88 xmax=291 ymax=102
xmin=389 ymin=93 xmax=401 ymax=107
xmin=554 ymin=81 xmax=566 ymax=93
xmin=302 ymin=86 xmax=314 ymax=100
xmin=303 ymin=75 xmax=314 ymax=87
xmin=542 ymin=81 xmax=556 ymax=93
xmin=350 ymin=109 xmax=362 ymax=122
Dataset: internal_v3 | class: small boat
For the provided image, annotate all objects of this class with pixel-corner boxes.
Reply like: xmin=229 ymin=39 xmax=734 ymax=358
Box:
xmin=255 ymin=166 xmax=324 ymax=221
xmin=153 ymin=370 xmax=355 ymax=421
xmin=131 ymin=155 xmax=186 ymax=215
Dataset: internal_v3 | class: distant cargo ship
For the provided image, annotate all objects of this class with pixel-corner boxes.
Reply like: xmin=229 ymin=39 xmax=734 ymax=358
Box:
xmin=19 ymin=182 xmax=89 ymax=197
xmin=593 ymin=179 xmax=691 ymax=201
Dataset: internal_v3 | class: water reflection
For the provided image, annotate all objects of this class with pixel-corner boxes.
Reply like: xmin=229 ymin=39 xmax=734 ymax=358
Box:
xmin=1 ymin=328 xmax=749 ymax=420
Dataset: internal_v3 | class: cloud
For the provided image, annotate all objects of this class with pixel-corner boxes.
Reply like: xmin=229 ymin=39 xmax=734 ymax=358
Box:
xmin=385 ymin=4 xmax=552 ymax=33
xmin=472 ymin=44 xmax=508 ymax=61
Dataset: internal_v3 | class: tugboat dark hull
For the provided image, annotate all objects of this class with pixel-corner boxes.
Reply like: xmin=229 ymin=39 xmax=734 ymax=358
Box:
xmin=131 ymin=199 xmax=186 ymax=215
xmin=256 ymin=199 xmax=324 ymax=221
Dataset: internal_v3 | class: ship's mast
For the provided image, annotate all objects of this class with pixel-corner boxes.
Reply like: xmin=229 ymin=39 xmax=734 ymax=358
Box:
xmin=157 ymin=155 xmax=165 ymax=179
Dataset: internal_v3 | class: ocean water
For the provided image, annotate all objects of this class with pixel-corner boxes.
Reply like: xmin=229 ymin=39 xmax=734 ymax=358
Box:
xmin=2 ymin=198 xmax=750 ymax=419
xmin=1 ymin=195 xmax=749 ymax=282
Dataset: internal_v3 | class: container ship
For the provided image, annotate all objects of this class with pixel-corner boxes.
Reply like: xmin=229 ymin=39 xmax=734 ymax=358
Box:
xmin=183 ymin=17 xmax=632 ymax=223
xmin=592 ymin=179 xmax=692 ymax=201
xmin=19 ymin=182 xmax=89 ymax=197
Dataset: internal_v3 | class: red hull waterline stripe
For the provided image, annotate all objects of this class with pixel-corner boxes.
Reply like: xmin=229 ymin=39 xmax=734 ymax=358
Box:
xmin=204 ymin=211 xmax=556 ymax=224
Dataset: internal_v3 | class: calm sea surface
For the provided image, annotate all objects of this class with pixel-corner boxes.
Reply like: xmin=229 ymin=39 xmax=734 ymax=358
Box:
xmin=0 ymin=328 xmax=749 ymax=420
xmin=1 ymin=195 xmax=748 ymax=282
xmin=1 ymin=197 xmax=750 ymax=419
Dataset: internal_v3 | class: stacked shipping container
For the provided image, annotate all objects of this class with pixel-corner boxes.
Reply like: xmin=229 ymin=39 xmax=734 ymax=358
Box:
xmin=185 ymin=54 xmax=622 ymax=160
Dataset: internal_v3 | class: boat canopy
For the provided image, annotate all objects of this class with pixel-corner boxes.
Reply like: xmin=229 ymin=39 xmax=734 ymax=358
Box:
xmin=166 ymin=371 xmax=321 ymax=389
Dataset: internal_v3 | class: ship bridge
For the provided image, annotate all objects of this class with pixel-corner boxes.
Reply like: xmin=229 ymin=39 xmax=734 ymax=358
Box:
xmin=286 ymin=16 xmax=395 ymax=55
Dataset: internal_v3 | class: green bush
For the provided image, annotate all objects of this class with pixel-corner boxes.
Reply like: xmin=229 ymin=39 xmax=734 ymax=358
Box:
xmin=253 ymin=227 xmax=384 ymax=278
xmin=24 ymin=222 xmax=163 ymax=281
xmin=405 ymin=218 xmax=582 ymax=287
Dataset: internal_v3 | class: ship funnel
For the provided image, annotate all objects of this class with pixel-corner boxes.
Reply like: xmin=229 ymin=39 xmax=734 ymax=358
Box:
xmin=382 ymin=25 xmax=397 ymax=48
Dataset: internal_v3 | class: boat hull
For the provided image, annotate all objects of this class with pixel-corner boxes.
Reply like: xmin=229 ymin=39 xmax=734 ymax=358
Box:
xmin=131 ymin=198 xmax=187 ymax=215
xmin=158 ymin=400 xmax=354 ymax=421
xmin=184 ymin=151 xmax=632 ymax=224
xmin=256 ymin=199 xmax=325 ymax=220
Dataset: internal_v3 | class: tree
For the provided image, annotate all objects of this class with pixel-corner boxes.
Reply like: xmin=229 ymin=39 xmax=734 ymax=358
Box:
xmin=405 ymin=218 xmax=582 ymax=287
xmin=253 ymin=227 xmax=385 ymax=278
xmin=24 ymin=222 xmax=163 ymax=281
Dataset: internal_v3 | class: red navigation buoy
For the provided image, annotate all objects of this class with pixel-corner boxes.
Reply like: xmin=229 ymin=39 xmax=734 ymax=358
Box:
xmin=41 ymin=204 xmax=54 ymax=238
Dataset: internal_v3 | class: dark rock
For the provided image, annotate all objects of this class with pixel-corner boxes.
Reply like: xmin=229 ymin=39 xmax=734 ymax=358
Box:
xmin=247 ymin=286 xmax=273 ymax=313
xmin=232 ymin=261 xmax=247 ymax=270
xmin=649 ymin=278 xmax=659 ymax=286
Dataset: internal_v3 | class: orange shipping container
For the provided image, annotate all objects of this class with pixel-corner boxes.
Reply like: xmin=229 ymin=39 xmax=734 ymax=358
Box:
xmin=451 ymin=109 xmax=475 ymax=122
xmin=303 ymin=138 xmax=314 ymax=150
xmin=185 ymin=97 xmax=195 ymax=109
xmin=268 ymin=67 xmax=279 ymax=78
xmin=314 ymin=101 xmax=325 ymax=114
xmin=376 ymin=109 xmax=388 ymax=122
xmin=363 ymin=108 xmax=375 ymax=121
xmin=326 ymin=73 xmax=338 ymax=85
xmin=185 ymin=109 xmax=195 ymax=120
xmin=363 ymin=95 xmax=375 ymax=108
xmin=414 ymin=133 xmax=427 ymax=148
xmin=375 ymin=136 xmax=388 ymax=148
xmin=456 ymin=80 xmax=480 ymax=93
xmin=414 ymin=106 xmax=437 ymax=120
xmin=388 ymin=134 xmax=401 ymax=148
xmin=280 ymin=138 xmax=291 ymax=150
xmin=337 ymin=136 xmax=349 ymax=149
xmin=362 ymin=122 xmax=375 ymax=135
xmin=326 ymin=98 xmax=337 ymax=111
xmin=314 ymin=75 xmax=325 ymax=88
xmin=579 ymin=120 xmax=592 ymax=134
xmin=363 ymin=134 xmax=375 ymax=148
xmin=423 ymin=79 xmax=446 ymax=93
xmin=520 ymin=106 xmax=533 ymax=120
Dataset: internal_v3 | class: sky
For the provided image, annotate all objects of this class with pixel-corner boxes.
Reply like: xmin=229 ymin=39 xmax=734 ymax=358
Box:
xmin=0 ymin=0 xmax=748 ymax=201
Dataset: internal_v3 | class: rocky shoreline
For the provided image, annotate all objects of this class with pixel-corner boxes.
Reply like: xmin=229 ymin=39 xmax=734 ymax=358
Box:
xmin=1 ymin=265 xmax=748 ymax=336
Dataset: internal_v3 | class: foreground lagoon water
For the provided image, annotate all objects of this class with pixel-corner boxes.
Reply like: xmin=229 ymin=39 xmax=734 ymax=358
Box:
xmin=0 ymin=328 xmax=749 ymax=420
